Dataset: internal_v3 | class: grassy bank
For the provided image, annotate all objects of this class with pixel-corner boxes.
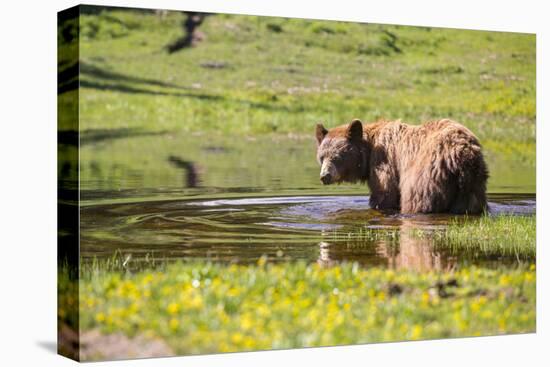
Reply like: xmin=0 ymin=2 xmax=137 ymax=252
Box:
xmin=58 ymin=7 xmax=535 ymax=164
xmin=66 ymin=261 xmax=535 ymax=358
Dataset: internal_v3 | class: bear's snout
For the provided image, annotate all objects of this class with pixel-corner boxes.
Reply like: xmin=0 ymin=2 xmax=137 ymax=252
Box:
xmin=319 ymin=159 xmax=338 ymax=185
xmin=320 ymin=173 xmax=332 ymax=185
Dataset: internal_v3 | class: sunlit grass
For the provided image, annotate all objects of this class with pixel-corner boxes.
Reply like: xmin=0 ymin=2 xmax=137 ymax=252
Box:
xmin=58 ymin=8 xmax=535 ymax=165
xmin=422 ymin=215 xmax=536 ymax=259
xmin=58 ymin=9 xmax=536 ymax=195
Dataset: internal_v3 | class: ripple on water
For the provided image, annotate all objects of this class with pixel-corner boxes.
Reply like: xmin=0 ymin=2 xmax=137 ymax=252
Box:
xmin=79 ymin=193 xmax=535 ymax=269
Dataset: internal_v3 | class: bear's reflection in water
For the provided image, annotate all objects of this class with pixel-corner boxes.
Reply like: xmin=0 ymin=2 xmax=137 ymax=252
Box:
xmin=317 ymin=218 xmax=456 ymax=272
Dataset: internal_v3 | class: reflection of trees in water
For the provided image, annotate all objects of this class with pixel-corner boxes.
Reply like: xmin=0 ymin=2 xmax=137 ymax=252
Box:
xmin=317 ymin=218 xmax=456 ymax=272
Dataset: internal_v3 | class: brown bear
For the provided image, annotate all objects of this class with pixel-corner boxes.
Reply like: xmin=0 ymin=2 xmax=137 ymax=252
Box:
xmin=315 ymin=118 xmax=488 ymax=214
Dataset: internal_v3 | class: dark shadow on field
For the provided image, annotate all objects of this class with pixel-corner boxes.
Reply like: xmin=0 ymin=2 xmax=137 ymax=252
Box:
xmin=81 ymin=61 xmax=188 ymax=90
xmin=166 ymin=12 xmax=210 ymax=53
xmin=80 ymin=4 xmax=157 ymax=16
xmin=80 ymin=79 xmax=224 ymax=101
xmin=58 ymin=61 xmax=79 ymax=94
xmin=58 ymin=128 xmax=169 ymax=146
xmin=79 ymin=61 xmax=307 ymax=113
xmin=60 ymin=61 xmax=195 ymax=95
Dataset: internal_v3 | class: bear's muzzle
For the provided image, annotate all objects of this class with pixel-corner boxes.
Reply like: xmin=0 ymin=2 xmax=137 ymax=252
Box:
xmin=320 ymin=173 xmax=332 ymax=185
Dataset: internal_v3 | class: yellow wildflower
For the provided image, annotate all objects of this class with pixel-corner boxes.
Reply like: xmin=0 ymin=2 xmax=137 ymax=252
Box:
xmin=499 ymin=274 xmax=511 ymax=286
xmin=167 ymin=302 xmax=180 ymax=315
xmin=169 ymin=318 xmax=179 ymax=331
xmin=231 ymin=332 xmax=244 ymax=344
xmin=240 ymin=314 xmax=254 ymax=330
xmin=95 ymin=312 xmax=105 ymax=322
xmin=410 ymin=325 xmax=423 ymax=340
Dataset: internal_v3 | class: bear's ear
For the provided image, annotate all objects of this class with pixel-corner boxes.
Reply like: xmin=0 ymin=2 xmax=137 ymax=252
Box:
xmin=347 ymin=119 xmax=363 ymax=141
xmin=315 ymin=123 xmax=328 ymax=145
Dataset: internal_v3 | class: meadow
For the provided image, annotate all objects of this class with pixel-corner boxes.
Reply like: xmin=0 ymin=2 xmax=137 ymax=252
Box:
xmin=57 ymin=6 xmax=536 ymax=360
xmin=61 ymin=259 xmax=535 ymax=358
xmin=59 ymin=8 xmax=536 ymax=161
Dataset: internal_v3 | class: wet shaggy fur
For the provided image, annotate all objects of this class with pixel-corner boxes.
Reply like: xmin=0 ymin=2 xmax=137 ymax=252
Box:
xmin=315 ymin=119 xmax=488 ymax=214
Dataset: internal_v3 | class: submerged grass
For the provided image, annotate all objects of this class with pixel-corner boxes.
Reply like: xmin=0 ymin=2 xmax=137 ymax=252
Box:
xmin=66 ymin=260 xmax=535 ymax=358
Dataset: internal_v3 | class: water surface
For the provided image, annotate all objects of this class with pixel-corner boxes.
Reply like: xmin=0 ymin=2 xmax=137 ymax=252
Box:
xmin=73 ymin=133 xmax=536 ymax=271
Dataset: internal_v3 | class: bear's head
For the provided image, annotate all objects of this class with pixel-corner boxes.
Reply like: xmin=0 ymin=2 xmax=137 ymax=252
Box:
xmin=315 ymin=119 xmax=368 ymax=185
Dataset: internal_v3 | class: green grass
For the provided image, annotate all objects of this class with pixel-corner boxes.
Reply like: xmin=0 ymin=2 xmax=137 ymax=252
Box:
xmin=417 ymin=215 xmax=536 ymax=259
xmin=58 ymin=7 xmax=535 ymax=164
xmin=64 ymin=260 xmax=534 ymax=358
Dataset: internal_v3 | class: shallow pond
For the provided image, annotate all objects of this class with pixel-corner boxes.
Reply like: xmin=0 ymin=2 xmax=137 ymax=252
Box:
xmin=69 ymin=133 xmax=536 ymax=270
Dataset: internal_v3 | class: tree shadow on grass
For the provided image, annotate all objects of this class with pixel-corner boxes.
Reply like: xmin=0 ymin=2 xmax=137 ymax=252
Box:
xmin=80 ymin=61 xmax=189 ymax=91
xmin=77 ymin=61 xmax=308 ymax=113
xmin=59 ymin=60 xmax=194 ymax=95
xmin=58 ymin=61 xmax=79 ymax=94
xmin=58 ymin=128 xmax=169 ymax=146
xmin=79 ymin=79 xmax=223 ymax=101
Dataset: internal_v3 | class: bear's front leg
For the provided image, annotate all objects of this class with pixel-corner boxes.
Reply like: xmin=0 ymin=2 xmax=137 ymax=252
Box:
xmin=368 ymin=163 xmax=400 ymax=210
